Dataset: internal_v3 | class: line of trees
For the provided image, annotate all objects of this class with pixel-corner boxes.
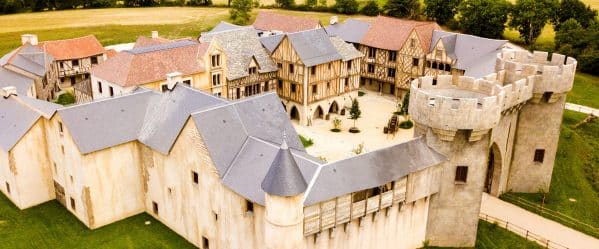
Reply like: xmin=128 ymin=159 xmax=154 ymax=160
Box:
xmin=0 ymin=0 xmax=213 ymax=14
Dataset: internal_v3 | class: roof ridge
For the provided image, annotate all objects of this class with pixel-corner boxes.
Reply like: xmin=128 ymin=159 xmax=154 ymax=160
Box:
xmin=221 ymin=136 xmax=250 ymax=180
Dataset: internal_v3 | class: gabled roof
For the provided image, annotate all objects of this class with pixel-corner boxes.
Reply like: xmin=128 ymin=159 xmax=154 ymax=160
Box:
xmin=91 ymin=40 xmax=206 ymax=87
xmin=284 ymin=28 xmax=343 ymax=67
xmin=57 ymin=85 xmax=225 ymax=155
xmin=210 ymin=21 xmax=244 ymax=33
xmin=253 ymin=11 xmax=321 ymax=33
xmin=261 ymin=138 xmax=308 ymax=196
xmin=330 ymin=36 xmax=364 ymax=61
xmin=200 ymin=26 xmax=278 ymax=80
xmin=1 ymin=43 xmax=53 ymax=77
xmin=325 ymin=19 xmax=371 ymax=44
xmin=303 ymin=137 xmax=446 ymax=205
xmin=0 ymin=67 xmax=35 ymax=95
xmin=361 ymin=16 xmax=441 ymax=51
xmin=260 ymin=34 xmax=284 ymax=53
xmin=133 ymin=36 xmax=172 ymax=49
xmin=431 ymin=30 xmax=507 ymax=78
xmin=39 ymin=35 xmax=105 ymax=60
xmin=0 ymin=93 xmax=60 ymax=152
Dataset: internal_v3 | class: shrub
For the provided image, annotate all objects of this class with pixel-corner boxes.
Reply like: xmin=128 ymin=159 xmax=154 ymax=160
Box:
xmin=360 ymin=0 xmax=380 ymax=16
xmin=358 ymin=90 xmax=365 ymax=97
xmin=331 ymin=117 xmax=342 ymax=132
xmin=352 ymin=142 xmax=364 ymax=154
xmin=299 ymin=135 xmax=314 ymax=148
xmin=333 ymin=0 xmax=358 ymax=14
xmin=399 ymin=120 xmax=413 ymax=129
xmin=54 ymin=92 xmax=76 ymax=106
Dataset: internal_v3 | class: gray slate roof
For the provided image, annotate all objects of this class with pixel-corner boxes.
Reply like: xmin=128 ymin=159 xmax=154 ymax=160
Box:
xmin=261 ymin=139 xmax=308 ymax=196
xmin=303 ymin=137 xmax=446 ymax=205
xmin=430 ymin=30 xmax=507 ymax=78
xmin=209 ymin=21 xmax=244 ymax=33
xmin=0 ymin=94 xmax=60 ymax=152
xmin=0 ymin=67 xmax=34 ymax=96
xmin=126 ymin=40 xmax=198 ymax=55
xmin=330 ymin=36 xmax=364 ymax=61
xmin=286 ymin=28 xmax=343 ymax=67
xmin=325 ymin=19 xmax=371 ymax=44
xmin=0 ymin=44 xmax=54 ymax=77
xmin=259 ymin=34 xmax=284 ymax=53
xmin=200 ymin=27 xmax=278 ymax=80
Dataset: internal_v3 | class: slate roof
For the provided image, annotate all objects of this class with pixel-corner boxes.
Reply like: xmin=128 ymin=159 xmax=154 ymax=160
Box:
xmin=330 ymin=36 xmax=364 ymax=61
xmin=0 ymin=93 xmax=60 ymax=152
xmin=253 ymin=11 xmax=321 ymax=33
xmin=285 ymin=28 xmax=343 ymax=67
xmin=303 ymin=137 xmax=446 ymax=205
xmin=0 ymin=43 xmax=53 ymax=77
xmin=210 ymin=21 xmax=244 ymax=33
xmin=325 ymin=19 xmax=371 ymax=44
xmin=430 ymin=30 xmax=507 ymax=78
xmin=0 ymin=67 xmax=34 ymax=95
xmin=261 ymin=138 xmax=308 ymax=196
xmin=200 ymin=27 xmax=278 ymax=80
xmin=39 ymin=35 xmax=105 ymax=60
xmin=361 ymin=16 xmax=441 ymax=51
xmin=91 ymin=40 xmax=206 ymax=87
xmin=259 ymin=34 xmax=284 ymax=53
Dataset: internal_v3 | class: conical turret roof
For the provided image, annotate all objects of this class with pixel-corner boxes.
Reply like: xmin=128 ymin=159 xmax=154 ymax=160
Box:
xmin=261 ymin=134 xmax=307 ymax=196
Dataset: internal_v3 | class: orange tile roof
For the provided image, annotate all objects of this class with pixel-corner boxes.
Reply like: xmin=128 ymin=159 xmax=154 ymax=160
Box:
xmin=91 ymin=41 xmax=206 ymax=87
xmin=360 ymin=16 xmax=441 ymax=51
xmin=253 ymin=11 xmax=321 ymax=33
xmin=105 ymin=49 xmax=118 ymax=58
xmin=38 ymin=35 xmax=105 ymax=60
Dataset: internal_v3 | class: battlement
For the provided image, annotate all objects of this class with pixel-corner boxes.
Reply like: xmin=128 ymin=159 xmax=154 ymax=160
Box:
xmin=496 ymin=50 xmax=577 ymax=97
xmin=484 ymin=73 xmax=534 ymax=111
xmin=409 ymin=75 xmax=503 ymax=141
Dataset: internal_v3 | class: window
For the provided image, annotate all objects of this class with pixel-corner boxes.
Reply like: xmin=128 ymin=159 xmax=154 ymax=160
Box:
xmin=183 ymin=80 xmax=191 ymax=85
xmin=264 ymin=82 xmax=269 ymax=91
xmin=412 ymin=58 xmax=419 ymax=67
xmin=312 ymin=85 xmax=317 ymax=94
xmin=542 ymin=92 xmax=553 ymax=103
xmin=97 ymin=81 xmax=102 ymax=93
xmin=5 ymin=182 xmax=10 ymax=194
xmin=277 ymin=63 xmax=282 ymax=69
xmin=109 ymin=86 xmax=114 ymax=97
xmin=291 ymin=84 xmax=297 ymax=93
xmin=289 ymin=64 xmax=294 ymax=74
xmin=249 ymin=67 xmax=257 ymax=74
xmin=432 ymin=61 xmax=438 ymax=69
xmin=432 ymin=79 xmax=438 ymax=86
xmin=387 ymin=68 xmax=396 ymax=78
xmin=534 ymin=149 xmax=545 ymax=163
xmin=455 ymin=166 xmax=468 ymax=183
xmin=72 ymin=60 xmax=79 ymax=67
xmin=445 ymin=64 xmax=452 ymax=71
xmin=326 ymin=82 xmax=330 ymax=89
xmin=311 ymin=66 xmax=316 ymax=75
xmin=368 ymin=47 xmax=376 ymax=58
xmin=161 ymin=84 xmax=169 ymax=92
xmin=388 ymin=51 xmax=397 ymax=62
xmin=70 ymin=197 xmax=76 ymax=211
xmin=58 ymin=121 xmax=64 ymax=135
xmin=410 ymin=38 xmax=416 ymax=48
xmin=367 ymin=64 xmax=375 ymax=73
xmin=152 ymin=201 xmax=159 ymax=215
xmin=246 ymin=200 xmax=254 ymax=214
xmin=211 ymin=54 xmax=221 ymax=67
xmin=347 ymin=60 xmax=352 ymax=70
xmin=91 ymin=56 xmax=98 ymax=65
xmin=328 ymin=63 xmax=331 ymax=70
xmin=192 ymin=171 xmax=199 ymax=184
xmin=212 ymin=73 xmax=221 ymax=86
xmin=202 ymin=236 xmax=210 ymax=249
xmin=278 ymin=80 xmax=283 ymax=89
xmin=70 ymin=175 xmax=74 ymax=183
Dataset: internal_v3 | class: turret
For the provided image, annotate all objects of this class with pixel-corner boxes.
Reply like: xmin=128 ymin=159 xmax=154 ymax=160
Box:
xmin=261 ymin=135 xmax=307 ymax=249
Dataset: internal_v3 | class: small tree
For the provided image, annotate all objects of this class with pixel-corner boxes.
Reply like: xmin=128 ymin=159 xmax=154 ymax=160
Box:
xmin=384 ymin=0 xmax=421 ymax=19
xmin=457 ymin=0 xmax=512 ymax=39
xmin=400 ymin=90 xmax=410 ymax=118
xmin=510 ymin=0 xmax=558 ymax=45
xmin=306 ymin=0 xmax=317 ymax=8
xmin=352 ymin=142 xmax=364 ymax=155
xmin=331 ymin=117 xmax=342 ymax=132
xmin=334 ymin=0 xmax=358 ymax=14
xmin=554 ymin=0 xmax=598 ymax=30
xmin=230 ymin=0 xmax=253 ymax=25
xmin=361 ymin=0 xmax=380 ymax=16
xmin=275 ymin=0 xmax=294 ymax=8
xmin=349 ymin=98 xmax=361 ymax=129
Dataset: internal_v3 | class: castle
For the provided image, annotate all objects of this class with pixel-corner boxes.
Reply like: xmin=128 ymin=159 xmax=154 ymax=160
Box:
xmin=0 ymin=13 xmax=577 ymax=249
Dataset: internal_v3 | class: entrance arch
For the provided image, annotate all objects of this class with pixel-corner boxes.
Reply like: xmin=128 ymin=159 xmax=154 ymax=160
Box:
xmin=313 ymin=106 xmax=324 ymax=120
xmin=329 ymin=101 xmax=339 ymax=114
xmin=290 ymin=106 xmax=300 ymax=121
xmin=485 ymin=143 xmax=503 ymax=196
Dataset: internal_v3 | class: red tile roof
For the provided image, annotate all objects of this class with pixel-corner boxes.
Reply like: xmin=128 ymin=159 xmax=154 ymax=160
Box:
xmin=133 ymin=36 xmax=172 ymax=49
xmin=253 ymin=11 xmax=322 ymax=33
xmin=360 ymin=16 xmax=441 ymax=51
xmin=91 ymin=41 xmax=206 ymax=87
xmin=38 ymin=35 xmax=105 ymax=60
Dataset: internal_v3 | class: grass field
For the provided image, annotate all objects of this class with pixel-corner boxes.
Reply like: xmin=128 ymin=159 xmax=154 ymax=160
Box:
xmin=567 ymin=73 xmax=599 ymax=109
xmin=503 ymin=110 xmax=599 ymax=238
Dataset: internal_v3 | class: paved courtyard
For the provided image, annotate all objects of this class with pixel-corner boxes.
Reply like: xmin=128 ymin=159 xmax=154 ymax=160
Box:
xmin=293 ymin=90 xmax=414 ymax=162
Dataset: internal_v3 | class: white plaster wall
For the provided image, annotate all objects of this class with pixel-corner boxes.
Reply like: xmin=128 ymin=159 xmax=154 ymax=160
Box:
xmin=90 ymin=75 xmax=133 ymax=100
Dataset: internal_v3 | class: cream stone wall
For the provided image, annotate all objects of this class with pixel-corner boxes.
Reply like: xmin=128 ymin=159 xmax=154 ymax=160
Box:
xmin=488 ymin=111 xmax=519 ymax=196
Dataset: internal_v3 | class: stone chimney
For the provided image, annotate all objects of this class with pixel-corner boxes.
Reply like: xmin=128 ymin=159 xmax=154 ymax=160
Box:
xmin=1 ymin=86 xmax=18 ymax=98
xmin=151 ymin=31 xmax=159 ymax=39
xmin=330 ymin=16 xmax=338 ymax=25
xmin=21 ymin=34 xmax=38 ymax=46
xmin=166 ymin=72 xmax=182 ymax=91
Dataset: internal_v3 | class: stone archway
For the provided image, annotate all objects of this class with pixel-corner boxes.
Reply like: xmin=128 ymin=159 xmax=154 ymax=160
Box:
xmin=313 ymin=106 xmax=324 ymax=120
xmin=485 ymin=143 xmax=503 ymax=196
xmin=329 ymin=101 xmax=339 ymax=114
xmin=290 ymin=106 xmax=300 ymax=121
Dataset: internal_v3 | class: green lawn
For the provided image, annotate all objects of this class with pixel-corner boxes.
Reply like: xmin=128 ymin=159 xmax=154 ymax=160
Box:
xmin=502 ymin=110 xmax=599 ymax=238
xmin=0 ymin=194 xmax=195 ymax=248
xmin=431 ymin=220 xmax=543 ymax=249
xmin=568 ymin=73 xmax=599 ymax=109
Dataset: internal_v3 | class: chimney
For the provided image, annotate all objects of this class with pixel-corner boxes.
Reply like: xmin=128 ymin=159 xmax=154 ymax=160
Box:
xmin=21 ymin=34 xmax=38 ymax=46
xmin=151 ymin=31 xmax=159 ymax=39
xmin=1 ymin=86 xmax=18 ymax=98
xmin=166 ymin=72 xmax=182 ymax=91
xmin=330 ymin=16 xmax=338 ymax=25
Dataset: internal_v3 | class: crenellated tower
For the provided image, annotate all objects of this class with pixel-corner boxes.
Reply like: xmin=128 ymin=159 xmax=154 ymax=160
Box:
xmin=496 ymin=51 xmax=577 ymax=192
xmin=409 ymin=75 xmax=504 ymax=247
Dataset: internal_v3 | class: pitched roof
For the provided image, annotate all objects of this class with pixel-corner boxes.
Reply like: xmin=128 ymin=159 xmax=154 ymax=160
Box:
xmin=200 ymin=27 xmax=278 ymax=80
xmin=91 ymin=40 xmax=206 ymax=87
xmin=58 ymin=85 xmax=225 ymax=155
xmin=325 ymin=19 xmax=371 ymax=44
xmin=431 ymin=30 xmax=507 ymax=78
xmin=210 ymin=21 xmax=244 ymax=33
xmin=253 ymin=11 xmax=321 ymax=33
xmin=360 ymin=16 xmax=441 ymax=51
xmin=0 ymin=93 xmax=60 ymax=152
xmin=260 ymin=34 xmax=284 ymax=53
xmin=285 ymin=28 xmax=343 ymax=67
xmin=303 ymin=137 xmax=446 ymax=205
xmin=261 ymin=138 xmax=308 ymax=196
xmin=1 ymin=44 xmax=53 ymax=77
xmin=133 ymin=36 xmax=172 ymax=49
xmin=39 ymin=35 xmax=105 ymax=60
xmin=330 ymin=36 xmax=364 ymax=61
xmin=0 ymin=67 xmax=35 ymax=95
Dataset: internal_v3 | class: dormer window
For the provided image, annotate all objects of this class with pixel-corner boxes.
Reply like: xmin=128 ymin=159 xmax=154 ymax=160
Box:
xmin=249 ymin=67 xmax=257 ymax=74
xmin=211 ymin=54 xmax=221 ymax=67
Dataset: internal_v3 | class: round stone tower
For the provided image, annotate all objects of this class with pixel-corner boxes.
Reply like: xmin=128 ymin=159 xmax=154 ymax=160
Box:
xmin=409 ymin=74 xmax=504 ymax=247
xmin=496 ymin=50 xmax=576 ymax=192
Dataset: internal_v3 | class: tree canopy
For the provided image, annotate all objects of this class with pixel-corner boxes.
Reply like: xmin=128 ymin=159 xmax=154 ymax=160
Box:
xmin=554 ymin=0 xmax=598 ymax=30
xmin=334 ymin=0 xmax=358 ymax=14
xmin=510 ymin=0 xmax=558 ymax=45
xmin=384 ymin=0 xmax=421 ymax=18
xmin=424 ymin=0 xmax=461 ymax=25
xmin=360 ymin=0 xmax=380 ymax=16
xmin=457 ymin=0 xmax=511 ymax=39
xmin=229 ymin=0 xmax=253 ymax=25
